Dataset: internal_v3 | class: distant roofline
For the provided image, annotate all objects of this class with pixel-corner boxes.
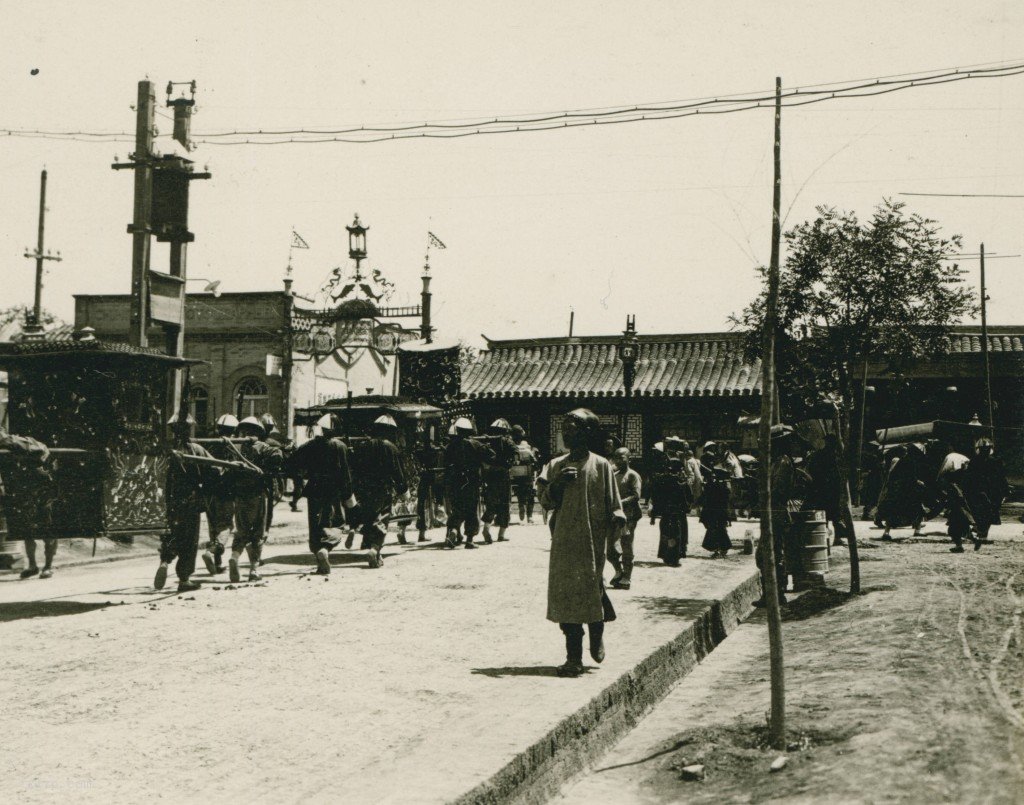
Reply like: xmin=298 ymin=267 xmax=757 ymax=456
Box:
xmin=482 ymin=324 xmax=1024 ymax=351
xmin=74 ymin=291 xmax=288 ymax=301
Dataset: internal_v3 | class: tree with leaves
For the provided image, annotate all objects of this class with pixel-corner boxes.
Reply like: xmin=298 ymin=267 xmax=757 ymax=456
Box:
xmin=0 ymin=305 xmax=63 ymax=338
xmin=734 ymin=199 xmax=976 ymax=591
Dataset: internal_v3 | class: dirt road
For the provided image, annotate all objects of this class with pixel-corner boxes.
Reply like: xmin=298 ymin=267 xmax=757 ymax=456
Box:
xmin=560 ymin=528 xmax=1024 ymax=803
xmin=0 ymin=516 xmax=755 ymax=804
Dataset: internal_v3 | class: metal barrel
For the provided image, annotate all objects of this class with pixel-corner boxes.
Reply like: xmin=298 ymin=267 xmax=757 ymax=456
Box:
xmin=791 ymin=509 xmax=830 ymax=577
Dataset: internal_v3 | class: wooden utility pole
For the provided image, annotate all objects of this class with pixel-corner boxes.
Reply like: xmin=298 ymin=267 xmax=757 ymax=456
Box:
xmin=23 ymin=169 xmax=62 ymax=333
xmin=980 ymin=243 xmax=994 ymax=432
xmin=757 ymin=76 xmax=786 ymax=750
xmin=129 ymin=81 xmax=155 ymax=347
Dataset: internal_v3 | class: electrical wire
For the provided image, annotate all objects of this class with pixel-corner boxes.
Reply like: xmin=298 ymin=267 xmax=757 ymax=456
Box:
xmin=2 ymin=59 xmax=1023 ymax=147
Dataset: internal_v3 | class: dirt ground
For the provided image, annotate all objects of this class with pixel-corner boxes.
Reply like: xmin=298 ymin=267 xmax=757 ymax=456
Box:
xmin=0 ymin=514 xmax=756 ymax=804
xmin=560 ymin=525 xmax=1024 ymax=804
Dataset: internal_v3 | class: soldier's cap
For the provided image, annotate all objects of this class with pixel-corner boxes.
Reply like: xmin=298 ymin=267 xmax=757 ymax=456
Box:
xmin=453 ymin=417 xmax=474 ymax=433
xmin=702 ymin=440 xmax=718 ymax=450
xmin=374 ymin=414 xmax=398 ymax=429
xmin=167 ymin=413 xmax=195 ymax=425
xmin=216 ymin=414 xmax=239 ymax=429
xmin=259 ymin=413 xmax=277 ymax=428
xmin=490 ymin=418 xmax=511 ymax=432
xmin=238 ymin=416 xmax=266 ymax=435
xmin=316 ymin=413 xmax=334 ymax=431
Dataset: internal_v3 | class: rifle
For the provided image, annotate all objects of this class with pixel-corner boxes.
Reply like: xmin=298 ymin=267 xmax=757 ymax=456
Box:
xmin=172 ymin=450 xmax=262 ymax=475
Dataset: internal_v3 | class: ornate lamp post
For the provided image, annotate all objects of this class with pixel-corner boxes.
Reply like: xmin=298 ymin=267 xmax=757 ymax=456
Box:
xmin=346 ymin=213 xmax=368 ymax=284
xmin=619 ymin=315 xmax=639 ymax=444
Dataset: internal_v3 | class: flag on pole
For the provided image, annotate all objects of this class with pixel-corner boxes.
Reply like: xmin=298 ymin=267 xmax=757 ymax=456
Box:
xmin=291 ymin=230 xmax=310 ymax=250
xmin=427 ymin=232 xmax=447 ymax=250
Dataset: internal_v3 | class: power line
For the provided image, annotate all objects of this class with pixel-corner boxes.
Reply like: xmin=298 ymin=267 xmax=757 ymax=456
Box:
xmin=3 ymin=59 xmax=1023 ymax=147
xmin=900 ymin=192 xmax=1024 ymax=198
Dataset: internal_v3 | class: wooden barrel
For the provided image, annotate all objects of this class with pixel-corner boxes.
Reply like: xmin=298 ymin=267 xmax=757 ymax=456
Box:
xmin=790 ymin=509 xmax=830 ymax=577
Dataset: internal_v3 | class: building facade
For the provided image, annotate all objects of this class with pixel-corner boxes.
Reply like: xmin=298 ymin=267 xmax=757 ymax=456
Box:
xmin=74 ymin=291 xmax=425 ymax=437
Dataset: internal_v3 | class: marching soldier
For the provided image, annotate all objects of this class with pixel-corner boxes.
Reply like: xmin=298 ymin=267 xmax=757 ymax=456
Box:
xmin=481 ymin=418 xmax=516 ymax=544
xmin=282 ymin=414 xmax=360 ymax=575
xmin=510 ymin=425 xmax=539 ymax=524
xmin=410 ymin=428 xmax=443 ymax=543
xmin=155 ymin=414 xmax=219 ymax=592
xmin=0 ymin=429 xmax=56 ymax=579
xmin=226 ymin=416 xmax=282 ymax=583
xmin=201 ymin=413 xmax=239 ymax=575
xmin=349 ymin=415 xmax=408 ymax=568
xmin=443 ymin=417 xmax=495 ymax=549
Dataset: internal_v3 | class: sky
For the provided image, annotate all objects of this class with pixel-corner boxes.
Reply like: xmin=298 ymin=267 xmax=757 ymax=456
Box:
xmin=2 ymin=1 xmax=1023 ymax=348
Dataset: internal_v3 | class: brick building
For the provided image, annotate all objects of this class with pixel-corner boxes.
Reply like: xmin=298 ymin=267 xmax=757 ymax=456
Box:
xmin=74 ymin=290 xmax=425 ymax=437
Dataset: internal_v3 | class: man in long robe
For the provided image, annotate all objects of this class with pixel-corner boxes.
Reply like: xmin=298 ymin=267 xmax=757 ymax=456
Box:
xmin=538 ymin=409 xmax=625 ymax=677
xmin=0 ymin=430 xmax=56 ymax=579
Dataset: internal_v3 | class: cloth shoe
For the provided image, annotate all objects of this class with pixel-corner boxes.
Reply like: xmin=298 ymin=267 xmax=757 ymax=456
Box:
xmin=177 ymin=578 xmax=201 ymax=592
xmin=444 ymin=530 xmax=458 ymax=549
xmin=19 ymin=568 xmax=39 ymax=580
xmin=40 ymin=568 xmax=53 ymax=579
xmin=202 ymin=551 xmax=217 ymax=576
xmin=154 ymin=563 xmax=168 ymax=590
xmin=556 ymin=661 xmax=584 ymax=677
xmin=229 ymin=558 xmax=241 ymax=583
xmin=315 ymin=548 xmax=331 ymax=575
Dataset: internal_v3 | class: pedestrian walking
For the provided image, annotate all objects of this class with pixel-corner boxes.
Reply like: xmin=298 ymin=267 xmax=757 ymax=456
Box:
xmin=348 ymin=415 xmax=408 ymax=568
xmin=155 ymin=414 xmax=219 ymax=592
xmin=481 ymin=418 xmax=516 ymax=544
xmin=962 ymin=437 xmax=1008 ymax=548
xmin=942 ymin=467 xmax=977 ymax=553
xmin=608 ymin=447 xmax=642 ymax=590
xmin=226 ymin=416 xmax=282 ymax=583
xmin=701 ymin=467 xmax=733 ymax=557
xmin=282 ymin=414 xmax=360 ymax=575
xmin=443 ymin=418 xmax=494 ymax=549
xmin=538 ymin=409 xmax=625 ymax=678
xmin=877 ymin=444 xmax=928 ymax=539
xmin=510 ymin=425 xmax=539 ymax=524
xmin=651 ymin=456 xmax=692 ymax=566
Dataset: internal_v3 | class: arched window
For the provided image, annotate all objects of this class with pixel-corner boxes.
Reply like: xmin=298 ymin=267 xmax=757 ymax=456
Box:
xmin=235 ymin=377 xmax=269 ymax=419
xmin=190 ymin=385 xmax=210 ymax=433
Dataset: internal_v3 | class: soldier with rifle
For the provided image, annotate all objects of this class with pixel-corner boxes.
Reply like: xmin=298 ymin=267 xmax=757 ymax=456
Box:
xmin=201 ymin=413 xmax=239 ymax=576
xmin=481 ymin=419 xmax=516 ymax=544
xmin=348 ymin=415 xmax=408 ymax=569
xmin=225 ymin=417 xmax=283 ymax=583
xmin=0 ymin=429 xmax=56 ymax=579
xmin=282 ymin=413 xmax=361 ymax=575
xmin=443 ymin=417 xmax=495 ymax=550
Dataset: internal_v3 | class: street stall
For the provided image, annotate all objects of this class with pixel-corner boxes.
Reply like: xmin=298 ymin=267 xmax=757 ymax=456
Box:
xmin=0 ymin=334 xmax=201 ymax=540
xmin=294 ymin=395 xmax=444 ymax=526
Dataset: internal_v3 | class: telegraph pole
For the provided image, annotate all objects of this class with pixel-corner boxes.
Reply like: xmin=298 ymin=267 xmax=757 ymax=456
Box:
xmin=757 ymin=76 xmax=786 ymax=750
xmin=22 ymin=169 xmax=62 ymax=335
xmin=128 ymin=81 xmax=155 ymax=347
xmin=980 ymin=243 xmax=994 ymax=431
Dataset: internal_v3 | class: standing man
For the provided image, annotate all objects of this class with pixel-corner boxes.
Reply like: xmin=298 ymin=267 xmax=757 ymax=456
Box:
xmin=481 ymin=418 xmax=516 ymax=544
xmin=805 ymin=433 xmax=844 ymax=545
xmin=539 ymin=409 xmax=625 ymax=677
xmin=681 ymin=442 xmax=705 ymax=506
xmin=962 ymin=437 xmax=1008 ymax=549
xmin=226 ymin=416 xmax=282 ymax=583
xmin=443 ymin=417 xmax=495 ymax=550
xmin=651 ymin=456 xmax=692 ymax=566
xmin=283 ymin=414 xmax=360 ymax=575
xmin=510 ymin=425 xmax=539 ymax=524
xmin=349 ymin=415 xmax=408 ymax=568
xmin=0 ymin=429 xmax=56 ymax=580
xmin=608 ymin=447 xmax=642 ymax=590
xmin=155 ymin=414 xmax=219 ymax=592
xmin=201 ymin=413 xmax=239 ymax=576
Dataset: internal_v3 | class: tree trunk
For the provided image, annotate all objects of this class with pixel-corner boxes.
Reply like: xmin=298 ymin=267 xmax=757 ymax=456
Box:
xmin=831 ymin=402 xmax=861 ymax=594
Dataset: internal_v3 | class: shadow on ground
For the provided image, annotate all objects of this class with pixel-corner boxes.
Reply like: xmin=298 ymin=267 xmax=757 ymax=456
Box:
xmin=472 ymin=665 xmax=592 ymax=678
xmin=0 ymin=600 xmax=113 ymax=623
xmin=632 ymin=597 xmax=715 ymax=619
xmin=264 ymin=552 xmax=396 ymax=567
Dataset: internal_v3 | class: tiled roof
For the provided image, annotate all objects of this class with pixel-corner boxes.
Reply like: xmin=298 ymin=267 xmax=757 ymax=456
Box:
xmin=462 ymin=334 xmax=761 ymax=399
xmin=944 ymin=333 xmax=1024 ymax=353
xmin=0 ymin=337 xmax=203 ymax=365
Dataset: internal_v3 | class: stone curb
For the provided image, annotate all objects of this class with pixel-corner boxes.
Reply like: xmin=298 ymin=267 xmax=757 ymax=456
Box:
xmin=453 ymin=569 xmax=762 ymax=805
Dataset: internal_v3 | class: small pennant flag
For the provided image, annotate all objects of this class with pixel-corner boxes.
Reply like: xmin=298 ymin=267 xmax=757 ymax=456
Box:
xmin=427 ymin=231 xmax=447 ymax=250
xmin=291 ymin=230 xmax=310 ymax=250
